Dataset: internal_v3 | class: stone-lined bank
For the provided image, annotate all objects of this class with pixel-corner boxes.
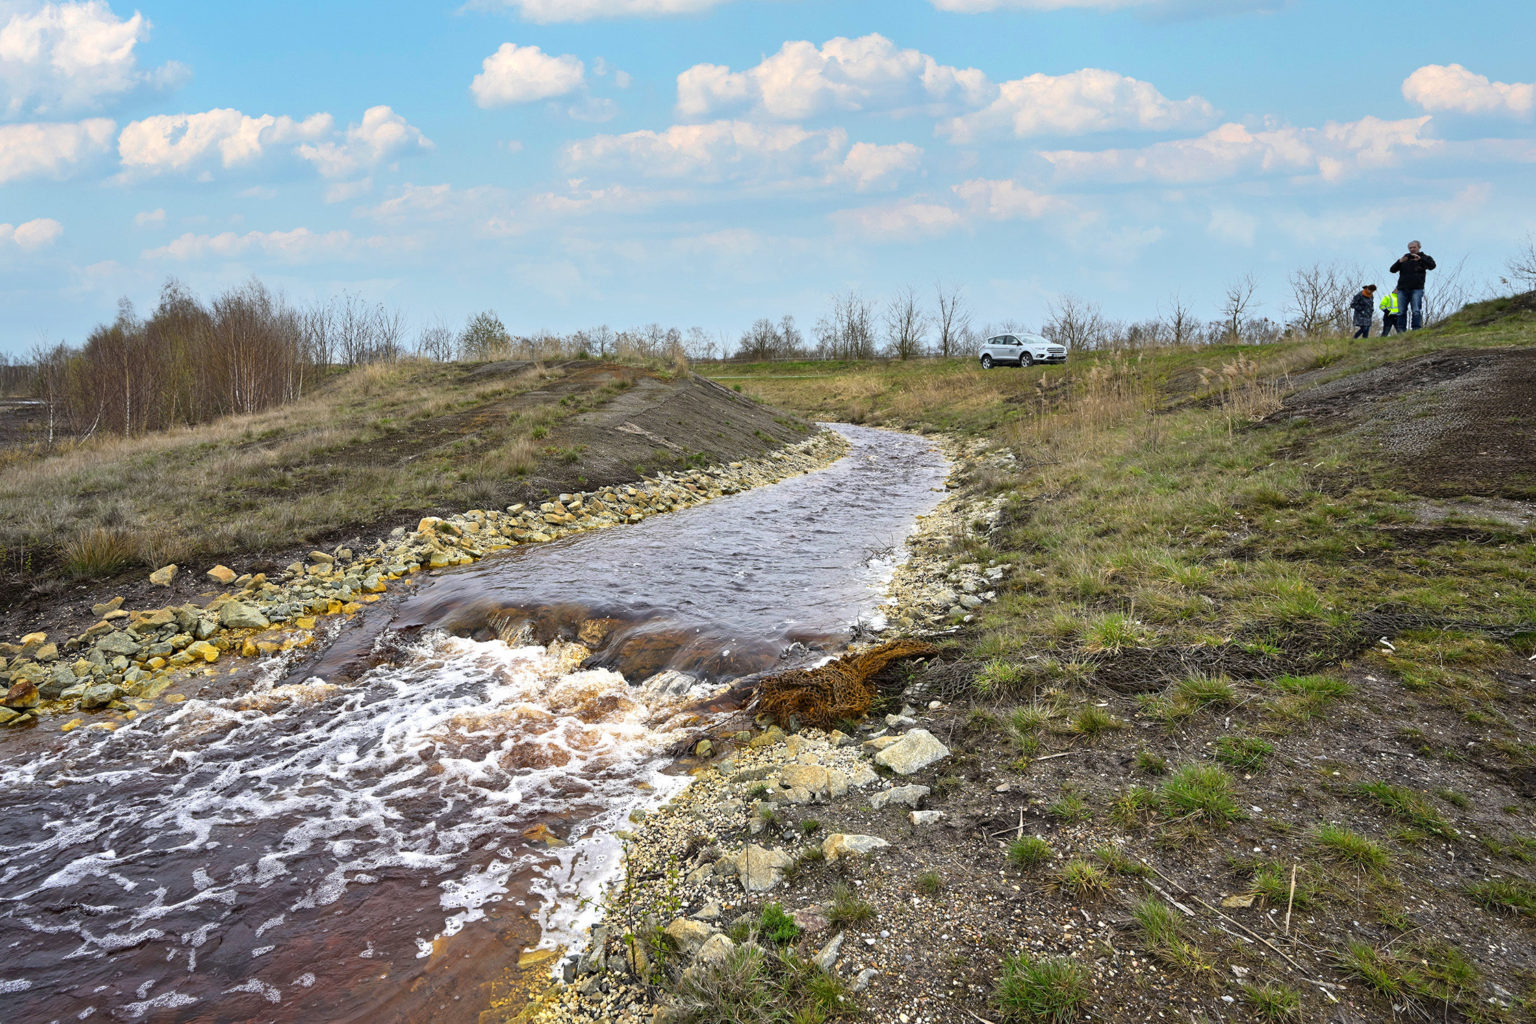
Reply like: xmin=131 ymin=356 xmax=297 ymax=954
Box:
xmin=0 ymin=430 xmax=850 ymax=727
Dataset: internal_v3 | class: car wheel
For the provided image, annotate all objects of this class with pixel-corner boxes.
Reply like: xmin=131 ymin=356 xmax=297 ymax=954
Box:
xmin=1019 ymin=352 xmax=1033 ymax=367
xmin=980 ymin=354 xmax=993 ymax=369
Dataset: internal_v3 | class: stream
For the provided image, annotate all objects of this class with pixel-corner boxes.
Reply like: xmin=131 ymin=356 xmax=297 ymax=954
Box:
xmin=0 ymin=425 xmax=949 ymax=1023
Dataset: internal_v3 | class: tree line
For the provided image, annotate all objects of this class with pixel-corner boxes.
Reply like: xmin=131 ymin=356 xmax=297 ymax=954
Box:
xmin=8 ymin=248 xmax=1520 ymax=442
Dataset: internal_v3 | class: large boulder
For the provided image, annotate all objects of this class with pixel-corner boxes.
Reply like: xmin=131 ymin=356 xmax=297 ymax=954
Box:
xmin=870 ymin=784 xmax=929 ymax=810
xmin=79 ymin=683 xmax=123 ymax=710
xmin=664 ymin=918 xmax=716 ymax=957
xmin=872 ymin=729 xmax=951 ymax=775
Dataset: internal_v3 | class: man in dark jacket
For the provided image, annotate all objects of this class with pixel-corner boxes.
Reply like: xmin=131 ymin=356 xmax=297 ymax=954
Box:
xmin=1390 ymin=241 xmax=1436 ymax=330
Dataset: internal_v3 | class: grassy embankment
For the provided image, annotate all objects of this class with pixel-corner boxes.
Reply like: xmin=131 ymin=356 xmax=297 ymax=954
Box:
xmin=698 ymin=297 xmax=1536 ymax=1022
xmin=0 ymin=361 xmax=644 ymax=597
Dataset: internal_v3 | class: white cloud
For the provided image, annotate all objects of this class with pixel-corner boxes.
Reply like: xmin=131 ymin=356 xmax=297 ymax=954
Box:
xmin=1207 ymin=206 xmax=1257 ymax=245
xmin=677 ymin=34 xmax=991 ymax=120
xmin=565 ymin=119 xmax=848 ymax=182
xmin=469 ymin=0 xmax=734 ymax=23
xmin=837 ymin=141 xmax=923 ymax=191
xmin=1041 ymin=116 xmax=1439 ymax=184
xmin=133 ymin=207 xmax=164 ymax=227
xmin=471 ymin=43 xmax=585 ymax=107
xmin=324 ymin=179 xmax=372 ymax=203
xmin=144 ymin=227 xmax=362 ymax=263
xmin=118 ymin=108 xmax=332 ymax=173
xmin=0 ymin=217 xmax=63 ymax=249
xmin=0 ymin=0 xmax=187 ymax=116
xmin=831 ymin=199 xmax=963 ymax=240
xmin=364 ymin=182 xmax=510 ymax=223
xmin=0 ymin=116 xmax=112 ymax=181
xmin=939 ymin=68 xmax=1215 ymax=141
xmin=296 ymin=106 xmax=432 ymax=177
xmin=237 ymin=185 xmax=277 ymax=199
xmin=952 ymin=178 xmax=1066 ymax=220
xmin=1403 ymin=64 xmax=1535 ymax=119
xmin=116 ymin=106 xmax=429 ymax=179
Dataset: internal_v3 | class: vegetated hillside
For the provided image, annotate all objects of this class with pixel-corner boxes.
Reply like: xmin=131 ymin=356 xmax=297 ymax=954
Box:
xmin=683 ymin=301 xmax=1534 ymax=1023
xmin=0 ymin=359 xmax=812 ymax=641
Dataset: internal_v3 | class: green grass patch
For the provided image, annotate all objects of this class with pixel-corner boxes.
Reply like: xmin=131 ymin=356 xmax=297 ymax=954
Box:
xmin=1214 ymin=735 xmax=1274 ymax=772
xmin=1313 ymin=824 xmax=1390 ymax=872
xmin=1356 ymin=781 xmax=1456 ymax=839
xmin=1241 ymin=981 xmax=1301 ymax=1021
xmin=1131 ymin=896 xmax=1211 ymax=973
xmin=1160 ymin=765 xmax=1242 ymax=826
xmin=994 ymin=952 xmax=1089 ymax=1023
xmin=1007 ymin=836 xmax=1054 ymax=869
xmin=1467 ymin=878 xmax=1536 ymax=919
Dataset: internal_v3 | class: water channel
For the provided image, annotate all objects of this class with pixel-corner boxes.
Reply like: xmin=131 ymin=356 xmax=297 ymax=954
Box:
xmin=0 ymin=425 xmax=950 ymax=1023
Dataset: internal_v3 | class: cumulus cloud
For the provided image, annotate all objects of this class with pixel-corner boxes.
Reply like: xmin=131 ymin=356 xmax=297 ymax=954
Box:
xmin=837 ymin=141 xmax=923 ymax=191
xmin=831 ymin=199 xmax=963 ymax=240
xmin=118 ymin=108 xmax=332 ymax=173
xmin=0 ymin=0 xmax=187 ymax=116
xmin=117 ymin=106 xmax=430 ymax=178
xmin=467 ymin=0 xmax=734 ymax=23
xmin=1041 ymin=116 xmax=1439 ymax=184
xmin=677 ymin=34 xmax=991 ymax=120
xmin=939 ymin=68 xmax=1215 ymax=141
xmin=0 ymin=216 xmax=63 ymax=248
xmin=471 ymin=43 xmax=585 ymax=106
xmin=364 ymin=182 xmax=511 ymax=223
xmin=952 ymin=178 xmax=1066 ymax=220
xmin=1403 ymin=64 xmax=1535 ymax=119
xmin=295 ymin=106 xmax=433 ymax=177
xmin=0 ymin=116 xmax=113 ymax=181
xmin=565 ymin=119 xmax=850 ymax=182
xmin=132 ymin=207 xmax=163 ymax=227
xmin=144 ymin=227 xmax=363 ymax=263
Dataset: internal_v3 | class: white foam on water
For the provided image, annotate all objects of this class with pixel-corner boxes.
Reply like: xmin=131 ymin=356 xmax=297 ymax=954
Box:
xmin=0 ymin=978 xmax=33 ymax=993
xmin=118 ymin=991 xmax=198 ymax=1019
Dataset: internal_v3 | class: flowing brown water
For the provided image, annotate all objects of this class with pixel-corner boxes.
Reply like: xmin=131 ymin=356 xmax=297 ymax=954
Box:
xmin=0 ymin=425 xmax=948 ymax=1023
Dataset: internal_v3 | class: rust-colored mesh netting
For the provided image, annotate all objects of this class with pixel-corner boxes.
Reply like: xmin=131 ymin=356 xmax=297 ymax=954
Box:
xmin=756 ymin=639 xmax=938 ymax=729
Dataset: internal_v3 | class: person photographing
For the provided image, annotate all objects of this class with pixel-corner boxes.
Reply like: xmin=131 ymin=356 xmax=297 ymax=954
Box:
xmin=1389 ymin=241 xmax=1436 ymax=330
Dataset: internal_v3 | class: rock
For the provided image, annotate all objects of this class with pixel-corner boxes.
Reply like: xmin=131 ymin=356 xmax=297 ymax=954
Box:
xmin=219 ymin=602 xmax=270 ymax=630
xmin=20 ymin=632 xmax=46 ymax=647
xmin=812 ymin=932 xmax=844 ymax=972
xmin=821 ymin=833 xmax=890 ymax=863
xmin=3 ymin=681 xmax=40 ymax=709
xmin=852 ymin=968 xmax=878 ymax=993
xmin=691 ymin=901 xmax=721 ymax=922
xmin=694 ymin=739 xmax=713 ymax=758
xmin=149 ymin=564 xmax=178 ymax=586
xmin=96 ymin=632 xmax=141 ymax=658
xmin=665 ymin=918 xmax=716 ymax=956
xmin=884 ymin=713 xmax=916 ymax=728
xmin=34 ymin=643 xmax=58 ymax=663
xmin=79 ymin=683 xmax=123 ymax=710
xmin=845 ymin=763 xmax=880 ymax=788
xmin=792 ymin=908 xmax=829 ymax=934
xmin=91 ymin=597 xmax=124 ymax=617
xmin=0 ymin=707 xmax=20 ymax=725
xmin=185 ymin=641 xmax=219 ymax=663
xmin=873 ymin=729 xmax=951 ymax=775
xmin=693 ymin=933 xmax=735 ymax=968
xmin=308 ymin=550 xmax=334 ymax=564
xmin=748 ymin=725 xmax=787 ymax=748
xmin=870 ymin=784 xmax=929 ymax=810
xmin=909 ymin=810 xmax=945 ymax=826
xmin=730 ymin=844 xmax=794 ymax=892
xmin=861 ymin=735 xmax=900 ymax=753
xmin=206 ymin=565 xmax=238 ymax=585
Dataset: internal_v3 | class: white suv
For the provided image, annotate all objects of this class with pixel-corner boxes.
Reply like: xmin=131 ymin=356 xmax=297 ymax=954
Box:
xmin=978 ymin=333 xmax=1067 ymax=369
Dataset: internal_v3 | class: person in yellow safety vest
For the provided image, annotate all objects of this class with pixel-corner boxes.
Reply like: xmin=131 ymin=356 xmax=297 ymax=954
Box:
xmin=1379 ymin=290 xmax=1402 ymax=336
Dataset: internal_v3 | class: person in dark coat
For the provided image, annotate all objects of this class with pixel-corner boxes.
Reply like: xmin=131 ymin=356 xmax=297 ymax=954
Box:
xmin=1389 ymin=241 xmax=1436 ymax=330
xmin=1350 ymin=285 xmax=1377 ymax=338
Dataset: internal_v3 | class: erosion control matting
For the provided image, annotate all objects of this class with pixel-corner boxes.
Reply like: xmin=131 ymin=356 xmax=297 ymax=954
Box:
xmin=1270 ymin=346 xmax=1536 ymax=499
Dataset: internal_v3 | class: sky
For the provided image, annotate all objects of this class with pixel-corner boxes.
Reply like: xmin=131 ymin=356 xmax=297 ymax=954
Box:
xmin=1 ymin=0 xmax=1533 ymax=357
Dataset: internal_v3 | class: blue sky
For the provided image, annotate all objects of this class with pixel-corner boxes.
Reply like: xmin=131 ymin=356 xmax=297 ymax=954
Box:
xmin=1 ymin=0 xmax=1533 ymax=357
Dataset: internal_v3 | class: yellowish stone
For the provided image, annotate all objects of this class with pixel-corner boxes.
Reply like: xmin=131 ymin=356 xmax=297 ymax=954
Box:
xmin=148 ymin=657 xmax=166 ymax=670
xmin=295 ymin=616 xmax=317 ymax=630
xmin=163 ymin=694 xmax=186 ymax=704
xmin=61 ymin=718 xmax=82 ymax=732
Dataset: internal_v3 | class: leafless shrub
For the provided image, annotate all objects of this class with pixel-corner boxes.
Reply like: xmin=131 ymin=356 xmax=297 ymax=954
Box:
xmin=814 ymin=290 xmax=877 ymax=360
xmin=1043 ymin=294 xmax=1107 ymax=350
xmin=1219 ymin=274 xmax=1260 ymax=344
xmin=1506 ymin=235 xmax=1536 ymax=293
xmin=934 ymin=283 xmax=971 ymax=358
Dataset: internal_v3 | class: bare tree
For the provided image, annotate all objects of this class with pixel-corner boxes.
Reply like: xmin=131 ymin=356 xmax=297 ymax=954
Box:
xmin=814 ymin=290 xmax=877 ymax=360
xmin=1158 ymin=291 xmax=1198 ymax=346
xmin=933 ymin=283 xmax=970 ymax=359
xmin=1219 ymin=274 xmax=1260 ymax=344
xmin=1042 ymin=293 xmax=1106 ymax=350
xmin=883 ymin=286 xmax=929 ymax=360
xmin=1286 ymin=262 xmax=1354 ymax=338
xmin=415 ymin=321 xmax=455 ymax=362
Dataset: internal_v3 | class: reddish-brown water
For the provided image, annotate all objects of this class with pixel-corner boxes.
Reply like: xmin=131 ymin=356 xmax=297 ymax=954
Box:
xmin=0 ymin=425 xmax=948 ymax=1023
